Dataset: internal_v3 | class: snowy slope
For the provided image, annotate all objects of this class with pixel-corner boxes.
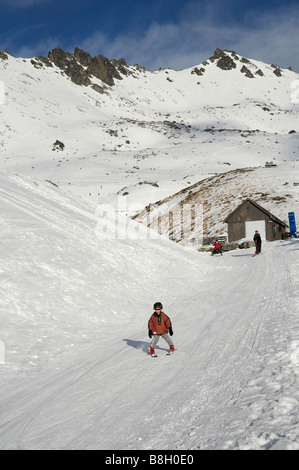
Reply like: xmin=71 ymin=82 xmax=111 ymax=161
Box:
xmin=0 ymin=172 xmax=298 ymax=450
xmin=0 ymin=48 xmax=298 ymax=211
xmin=135 ymin=163 xmax=299 ymax=244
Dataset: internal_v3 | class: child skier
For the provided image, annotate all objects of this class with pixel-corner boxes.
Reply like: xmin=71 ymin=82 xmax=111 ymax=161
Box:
xmin=148 ymin=302 xmax=174 ymax=357
xmin=212 ymin=239 xmax=222 ymax=255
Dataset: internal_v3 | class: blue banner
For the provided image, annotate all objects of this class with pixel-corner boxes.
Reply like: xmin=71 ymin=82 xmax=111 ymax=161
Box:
xmin=288 ymin=212 xmax=297 ymax=237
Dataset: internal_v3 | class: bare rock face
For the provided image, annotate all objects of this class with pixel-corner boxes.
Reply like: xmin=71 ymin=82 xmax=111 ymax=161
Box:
xmin=191 ymin=67 xmax=205 ymax=76
xmin=0 ymin=49 xmax=10 ymax=60
xmin=73 ymin=47 xmax=93 ymax=67
xmin=273 ymin=67 xmax=282 ymax=77
xmin=48 ymin=48 xmax=73 ymax=69
xmin=37 ymin=47 xmax=131 ymax=88
xmin=47 ymin=48 xmax=90 ymax=86
xmin=217 ymin=54 xmax=237 ymax=71
xmin=52 ymin=140 xmax=65 ymax=151
xmin=66 ymin=61 xmax=92 ymax=86
xmin=209 ymin=48 xmax=226 ymax=61
xmin=86 ymin=54 xmax=123 ymax=87
xmin=240 ymin=65 xmax=255 ymax=78
xmin=209 ymin=48 xmax=237 ymax=71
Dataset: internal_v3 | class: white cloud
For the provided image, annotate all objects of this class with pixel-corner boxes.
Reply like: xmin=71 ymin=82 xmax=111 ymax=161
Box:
xmin=15 ymin=37 xmax=60 ymax=58
xmin=235 ymin=11 xmax=299 ymax=70
xmin=78 ymin=2 xmax=299 ymax=72
xmin=79 ymin=22 xmax=207 ymax=71
xmin=0 ymin=81 xmax=5 ymax=105
xmin=5 ymin=0 xmax=298 ymax=72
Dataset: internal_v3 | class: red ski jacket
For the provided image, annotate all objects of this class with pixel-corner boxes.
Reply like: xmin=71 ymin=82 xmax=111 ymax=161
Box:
xmin=148 ymin=312 xmax=172 ymax=335
xmin=213 ymin=241 xmax=222 ymax=249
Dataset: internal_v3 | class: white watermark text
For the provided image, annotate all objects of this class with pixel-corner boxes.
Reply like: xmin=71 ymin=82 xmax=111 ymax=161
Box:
xmin=0 ymin=341 xmax=5 ymax=365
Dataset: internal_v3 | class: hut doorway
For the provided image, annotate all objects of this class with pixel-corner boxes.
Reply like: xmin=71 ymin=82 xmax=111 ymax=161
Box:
xmin=245 ymin=220 xmax=266 ymax=240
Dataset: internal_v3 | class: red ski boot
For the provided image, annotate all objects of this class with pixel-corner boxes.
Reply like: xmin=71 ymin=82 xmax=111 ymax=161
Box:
xmin=150 ymin=347 xmax=157 ymax=357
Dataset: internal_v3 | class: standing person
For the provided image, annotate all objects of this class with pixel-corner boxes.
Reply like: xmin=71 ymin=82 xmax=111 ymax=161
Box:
xmin=148 ymin=302 xmax=174 ymax=357
xmin=212 ymin=239 xmax=222 ymax=256
xmin=253 ymin=230 xmax=262 ymax=256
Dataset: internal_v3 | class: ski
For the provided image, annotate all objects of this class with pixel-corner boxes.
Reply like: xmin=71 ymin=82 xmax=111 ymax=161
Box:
xmin=149 ymin=351 xmax=174 ymax=357
xmin=149 ymin=352 xmax=158 ymax=357
xmin=166 ymin=349 xmax=175 ymax=356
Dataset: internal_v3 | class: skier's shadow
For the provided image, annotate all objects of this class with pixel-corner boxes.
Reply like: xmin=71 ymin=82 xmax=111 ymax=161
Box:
xmin=123 ymin=339 xmax=169 ymax=354
xmin=123 ymin=338 xmax=149 ymax=354
xmin=231 ymin=253 xmax=254 ymax=257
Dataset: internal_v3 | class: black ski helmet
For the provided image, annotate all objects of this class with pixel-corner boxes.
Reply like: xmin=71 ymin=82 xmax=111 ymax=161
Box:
xmin=154 ymin=302 xmax=163 ymax=310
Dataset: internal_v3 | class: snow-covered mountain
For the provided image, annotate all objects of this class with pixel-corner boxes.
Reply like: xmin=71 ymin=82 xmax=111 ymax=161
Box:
xmin=0 ymin=48 xmax=299 ymax=450
xmin=0 ymin=47 xmax=298 ymax=218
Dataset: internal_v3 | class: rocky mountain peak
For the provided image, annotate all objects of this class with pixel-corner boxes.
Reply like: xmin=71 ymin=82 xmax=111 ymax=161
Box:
xmin=33 ymin=47 xmax=132 ymax=90
xmin=209 ymin=48 xmax=244 ymax=71
xmin=0 ymin=49 xmax=12 ymax=61
xmin=207 ymin=48 xmax=285 ymax=78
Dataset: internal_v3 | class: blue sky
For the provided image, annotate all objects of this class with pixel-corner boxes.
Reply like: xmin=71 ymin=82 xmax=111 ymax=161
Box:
xmin=0 ymin=0 xmax=298 ymax=71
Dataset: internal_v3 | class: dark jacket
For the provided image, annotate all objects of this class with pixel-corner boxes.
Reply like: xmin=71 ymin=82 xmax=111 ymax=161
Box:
xmin=253 ymin=233 xmax=262 ymax=246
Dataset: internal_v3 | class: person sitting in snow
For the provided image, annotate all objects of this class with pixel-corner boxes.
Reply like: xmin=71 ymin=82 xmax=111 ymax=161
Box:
xmin=212 ymin=239 xmax=222 ymax=255
xmin=148 ymin=302 xmax=174 ymax=356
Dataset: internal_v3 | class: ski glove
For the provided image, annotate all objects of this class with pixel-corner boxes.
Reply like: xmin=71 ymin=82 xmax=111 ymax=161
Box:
xmin=169 ymin=327 xmax=173 ymax=336
xmin=148 ymin=330 xmax=153 ymax=338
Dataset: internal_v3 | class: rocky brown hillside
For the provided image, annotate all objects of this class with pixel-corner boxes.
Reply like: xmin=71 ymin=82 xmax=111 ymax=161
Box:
xmin=133 ymin=164 xmax=298 ymax=246
xmin=31 ymin=47 xmax=135 ymax=91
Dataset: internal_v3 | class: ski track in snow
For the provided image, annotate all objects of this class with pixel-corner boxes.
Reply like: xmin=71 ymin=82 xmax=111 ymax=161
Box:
xmin=0 ymin=173 xmax=298 ymax=450
xmin=0 ymin=51 xmax=298 ymax=451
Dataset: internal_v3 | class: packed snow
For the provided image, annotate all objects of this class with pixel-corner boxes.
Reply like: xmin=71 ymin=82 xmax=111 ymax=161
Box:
xmin=0 ymin=49 xmax=299 ymax=208
xmin=0 ymin=48 xmax=298 ymax=450
xmin=135 ymin=162 xmax=299 ymax=244
xmin=0 ymin=172 xmax=298 ymax=450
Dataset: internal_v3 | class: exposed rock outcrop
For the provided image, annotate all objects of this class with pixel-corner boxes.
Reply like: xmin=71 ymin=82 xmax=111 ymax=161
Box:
xmin=86 ymin=54 xmax=122 ymax=86
xmin=52 ymin=140 xmax=65 ymax=151
xmin=191 ymin=67 xmax=205 ymax=76
xmin=273 ymin=67 xmax=282 ymax=77
xmin=0 ymin=49 xmax=10 ymax=61
xmin=240 ymin=65 xmax=255 ymax=78
xmin=209 ymin=48 xmax=237 ymax=71
xmin=35 ymin=47 xmax=132 ymax=88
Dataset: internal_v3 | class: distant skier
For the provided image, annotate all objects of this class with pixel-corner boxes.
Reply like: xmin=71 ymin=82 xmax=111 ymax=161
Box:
xmin=253 ymin=230 xmax=262 ymax=256
xmin=212 ymin=239 xmax=222 ymax=255
xmin=148 ymin=302 xmax=174 ymax=357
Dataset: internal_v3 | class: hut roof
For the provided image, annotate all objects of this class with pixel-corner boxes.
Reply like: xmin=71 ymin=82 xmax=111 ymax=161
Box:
xmin=224 ymin=198 xmax=288 ymax=227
